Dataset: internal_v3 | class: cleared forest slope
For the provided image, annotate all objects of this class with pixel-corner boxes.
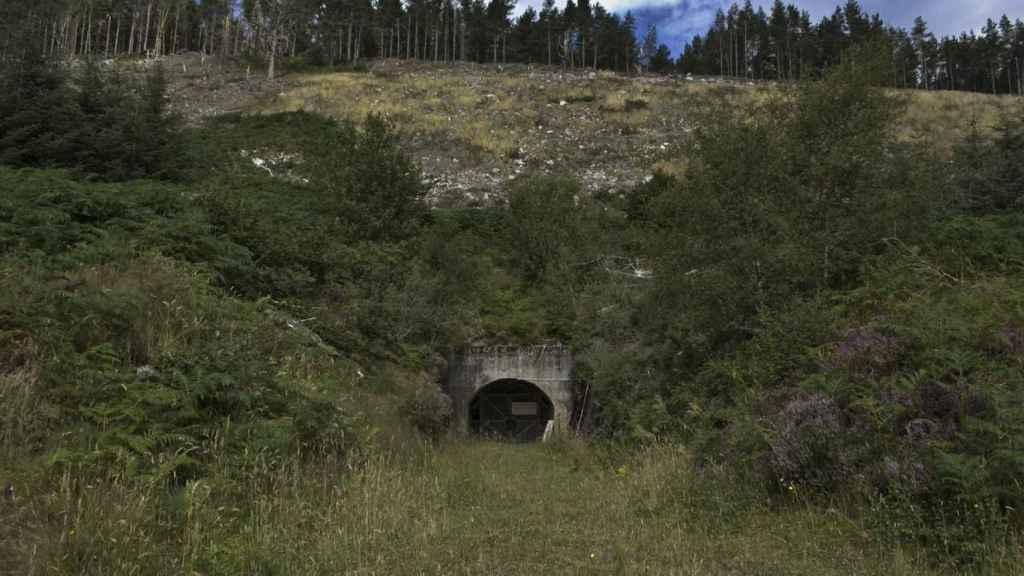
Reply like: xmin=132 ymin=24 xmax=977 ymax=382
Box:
xmin=248 ymin=59 xmax=1016 ymax=204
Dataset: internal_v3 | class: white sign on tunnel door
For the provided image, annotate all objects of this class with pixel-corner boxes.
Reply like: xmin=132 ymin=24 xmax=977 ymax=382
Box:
xmin=510 ymin=402 xmax=538 ymax=416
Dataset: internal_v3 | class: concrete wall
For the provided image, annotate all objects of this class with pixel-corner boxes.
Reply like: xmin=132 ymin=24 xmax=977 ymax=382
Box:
xmin=444 ymin=345 xmax=576 ymax=434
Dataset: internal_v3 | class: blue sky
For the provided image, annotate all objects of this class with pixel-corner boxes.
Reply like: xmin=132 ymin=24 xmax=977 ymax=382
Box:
xmin=517 ymin=0 xmax=1024 ymax=55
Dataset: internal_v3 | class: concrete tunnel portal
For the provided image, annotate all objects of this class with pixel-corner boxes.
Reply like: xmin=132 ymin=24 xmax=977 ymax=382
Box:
xmin=444 ymin=345 xmax=581 ymax=442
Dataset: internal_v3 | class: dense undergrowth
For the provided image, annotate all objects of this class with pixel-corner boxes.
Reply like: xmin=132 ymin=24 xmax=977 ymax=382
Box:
xmin=2 ymin=45 xmax=1024 ymax=573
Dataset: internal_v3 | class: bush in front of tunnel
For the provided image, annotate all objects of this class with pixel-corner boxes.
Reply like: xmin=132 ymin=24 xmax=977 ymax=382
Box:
xmin=577 ymin=339 xmax=674 ymax=444
xmin=400 ymin=380 xmax=453 ymax=440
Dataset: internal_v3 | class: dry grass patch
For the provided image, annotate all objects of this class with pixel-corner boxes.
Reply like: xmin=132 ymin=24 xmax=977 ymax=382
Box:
xmin=245 ymin=62 xmax=1017 ymax=200
xmin=652 ymin=159 xmax=690 ymax=180
xmin=601 ymin=90 xmax=650 ymax=113
xmin=898 ymin=89 xmax=1014 ymax=153
xmin=455 ymin=118 xmax=519 ymax=157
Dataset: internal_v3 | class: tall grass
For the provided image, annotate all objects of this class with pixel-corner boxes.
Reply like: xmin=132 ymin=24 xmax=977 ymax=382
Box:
xmin=5 ymin=439 xmax=1020 ymax=575
xmin=899 ymin=90 xmax=1016 ymax=153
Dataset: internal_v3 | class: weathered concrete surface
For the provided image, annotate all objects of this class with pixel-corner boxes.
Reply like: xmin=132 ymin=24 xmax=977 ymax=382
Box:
xmin=444 ymin=345 xmax=576 ymax=435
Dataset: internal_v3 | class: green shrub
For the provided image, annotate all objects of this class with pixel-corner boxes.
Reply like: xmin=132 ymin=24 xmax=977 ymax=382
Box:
xmin=5 ymin=254 xmax=357 ymax=480
xmin=400 ymin=381 xmax=453 ymax=439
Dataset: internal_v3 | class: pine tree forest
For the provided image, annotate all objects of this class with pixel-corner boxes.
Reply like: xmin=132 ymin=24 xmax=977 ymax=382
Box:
xmin=0 ymin=0 xmax=1020 ymax=89
xmin=678 ymin=0 xmax=1024 ymax=96
xmin=0 ymin=0 xmax=641 ymax=74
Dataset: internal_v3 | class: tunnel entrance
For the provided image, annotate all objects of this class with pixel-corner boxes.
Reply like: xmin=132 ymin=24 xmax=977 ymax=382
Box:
xmin=469 ymin=379 xmax=554 ymax=442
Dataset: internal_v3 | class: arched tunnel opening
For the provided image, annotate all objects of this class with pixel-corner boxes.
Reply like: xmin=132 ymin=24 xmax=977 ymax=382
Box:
xmin=469 ymin=379 xmax=554 ymax=442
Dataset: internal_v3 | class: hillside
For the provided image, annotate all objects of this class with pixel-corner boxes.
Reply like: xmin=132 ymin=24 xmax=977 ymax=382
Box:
xmin=251 ymin=59 xmax=1016 ymax=203
xmin=2 ymin=50 xmax=1024 ymax=575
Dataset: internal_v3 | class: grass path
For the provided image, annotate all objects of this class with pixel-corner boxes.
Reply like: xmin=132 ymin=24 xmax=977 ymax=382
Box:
xmin=6 ymin=439 xmax=1020 ymax=574
xmin=238 ymin=441 xmax=981 ymax=575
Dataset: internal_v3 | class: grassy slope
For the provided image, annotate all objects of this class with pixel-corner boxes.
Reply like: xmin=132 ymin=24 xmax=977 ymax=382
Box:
xmin=131 ymin=441 xmax=1024 ymax=574
xmin=252 ymin=60 xmax=1017 ymax=203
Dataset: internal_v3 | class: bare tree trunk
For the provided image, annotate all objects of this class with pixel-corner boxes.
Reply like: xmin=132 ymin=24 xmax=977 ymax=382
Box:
xmin=68 ymin=15 xmax=76 ymax=57
xmin=1015 ymin=58 xmax=1021 ymax=96
xmin=66 ymin=15 xmax=72 ymax=56
xmin=735 ymin=29 xmax=740 ymax=77
xmin=347 ymin=19 xmax=353 ymax=62
xmin=786 ymin=33 xmax=792 ymax=80
xmin=65 ymin=15 xmax=72 ymax=56
xmin=268 ymin=32 xmax=276 ymax=79
xmin=143 ymin=2 xmax=151 ymax=55
xmin=222 ymin=14 xmax=230 ymax=57
xmin=744 ymin=21 xmax=748 ymax=78
xmin=153 ymin=5 xmax=170 ymax=56
xmin=128 ymin=10 xmax=136 ymax=55
xmin=234 ymin=14 xmax=242 ymax=56
xmin=1018 ymin=58 xmax=1023 ymax=96
xmin=85 ymin=6 xmax=92 ymax=56
xmin=719 ymin=27 xmax=724 ymax=77
xmin=356 ymin=25 xmax=362 ymax=61
xmin=106 ymin=13 xmax=112 ymax=56
xmin=172 ymin=4 xmax=180 ymax=55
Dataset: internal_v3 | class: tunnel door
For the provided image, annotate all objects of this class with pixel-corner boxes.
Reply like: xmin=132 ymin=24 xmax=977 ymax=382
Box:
xmin=469 ymin=379 xmax=554 ymax=442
